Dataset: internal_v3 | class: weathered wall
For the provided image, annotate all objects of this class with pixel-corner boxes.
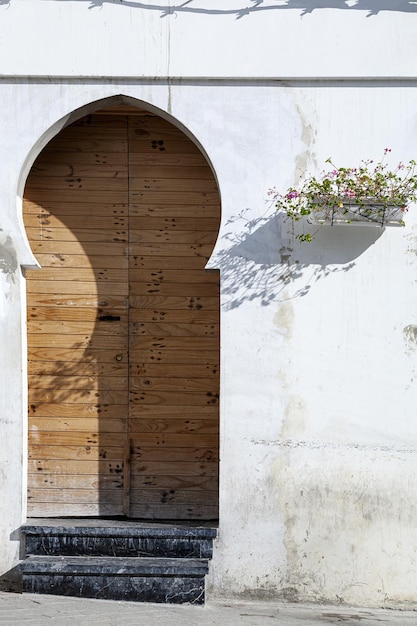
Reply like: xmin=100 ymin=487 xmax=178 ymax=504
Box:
xmin=1 ymin=0 xmax=417 ymax=609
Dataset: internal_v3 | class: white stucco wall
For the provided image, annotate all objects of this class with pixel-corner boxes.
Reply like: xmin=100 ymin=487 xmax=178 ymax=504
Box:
xmin=1 ymin=0 xmax=417 ymax=609
xmin=1 ymin=0 xmax=417 ymax=79
xmin=1 ymin=79 xmax=417 ymax=607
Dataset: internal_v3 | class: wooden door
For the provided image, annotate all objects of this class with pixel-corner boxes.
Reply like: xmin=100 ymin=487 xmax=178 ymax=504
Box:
xmin=24 ymin=108 xmax=220 ymax=520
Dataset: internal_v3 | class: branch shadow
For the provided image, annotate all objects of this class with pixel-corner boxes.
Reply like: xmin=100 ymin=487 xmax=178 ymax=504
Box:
xmin=8 ymin=0 xmax=417 ymax=17
xmin=214 ymin=210 xmax=384 ymax=309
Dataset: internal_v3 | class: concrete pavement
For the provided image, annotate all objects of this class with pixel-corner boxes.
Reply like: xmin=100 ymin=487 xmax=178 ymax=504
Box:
xmin=1 ymin=592 xmax=417 ymax=625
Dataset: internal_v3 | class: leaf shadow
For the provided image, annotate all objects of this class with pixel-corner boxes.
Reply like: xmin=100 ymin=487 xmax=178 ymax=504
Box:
xmin=214 ymin=210 xmax=385 ymax=309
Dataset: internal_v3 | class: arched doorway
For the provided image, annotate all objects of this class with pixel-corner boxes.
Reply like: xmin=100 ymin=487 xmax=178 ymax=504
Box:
xmin=23 ymin=105 xmax=220 ymax=520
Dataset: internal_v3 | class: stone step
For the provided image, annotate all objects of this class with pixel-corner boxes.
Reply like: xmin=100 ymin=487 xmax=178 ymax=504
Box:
xmin=22 ymin=523 xmax=217 ymax=559
xmin=20 ymin=556 xmax=208 ymax=604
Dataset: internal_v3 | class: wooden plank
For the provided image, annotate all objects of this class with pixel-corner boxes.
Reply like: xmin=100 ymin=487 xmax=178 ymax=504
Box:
xmin=24 ymin=213 xmax=128 ymax=230
xmin=128 ymin=503 xmax=218 ymax=520
xmin=27 ymin=241 xmax=128 ymax=257
xmin=29 ymin=361 xmax=127 ymax=377
xmin=129 ymin=191 xmax=219 ymax=205
xmin=41 ymin=137 xmax=128 ymax=153
xmin=27 ymin=281 xmax=128 ymax=296
xmin=28 ymin=347 xmax=127 ymax=366
xmin=130 ymin=322 xmax=218 ymax=338
xmin=129 ymin=269 xmax=219 ymax=284
xmin=129 ymin=141 xmax=201 ymax=155
xmin=27 ymin=503 xmax=122 ymax=516
xmin=129 ymin=217 xmax=219 ymax=232
xmin=130 ymin=204 xmax=219 ymax=218
xmin=25 ymin=177 xmax=127 ymax=192
xmin=29 ymin=418 xmax=126 ymax=432
xmin=129 ymin=391 xmax=219 ymax=407
xmin=129 ymin=309 xmax=219 ymax=325
xmin=53 ymin=119 xmax=127 ymax=133
xmin=128 ymin=242 xmax=214 ymax=258
xmin=27 ymin=294 xmax=128 ymax=308
xmin=131 ymin=460 xmax=218 ymax=477
xmin=132 ymin=166 xmax=214 ymax=179
xmin=28 ymin=388 xmax=127 ymax=404
xmin=28 ymin=321 xmax=128 ymax=335
xmin=30 ymin=472 xmax=122 ymax=488
xmin=29 ymin=431 xmax=126 ymax=448
xmin=129 ymin=349 xmax=218 ymax=366
xmin=131 ymin=474 xmax=217 ymax=491
xmin=28 ymin=334 xmax=128 ymax=349
xmin=129 ymin=230 xmax=218 ymax=245
xmin=27 ymin=488 xmax=123 ymax=504
xmin=128 ymin=282 xmax=218 ymax=297
xmin=26 ymin=268 xmax=128 ymax=284
xmin=128 ymin=418 xmax=218 ymax=434
xmin=32 ymin=254 xmax=128 ymax=270
xmin=28 ymin=403 xmax=128 ymax=419
xmin=23 ymin=200 xmax=128 ymax=216
xmin=129 ymin=336 xmax=218 ymax=351
xmin=29 ymin=473 xmax=123 ymax=489
xmin=129 ymin=295 xmax=218 ymax=310
xmin=28 ymin=375 xmax=128 ymax=391
xmin=129 ymin=178 xmax=218 ymax=193
xmin=28 ymin=459 xmax=124 ymax=475
xmin=31 ymin=162 xmax=128 ymax=178
xmin=28 ymin=307 xmax=127 ymax=322
xmin=129 ymin=489 xmax=217 ymax=506
xmin=25 ymin=189 xmax=128 ymax=203
xmin=130 ymin=256 xmax=212 ymax=270
xmin=25 ymin=226 xmax=128 ymax=243
xmin=129 ymin=363 xmax=218 ymax=379
xmin=71 ymin=113 xmax=130 ymax=124
xmin=129 ymin=405 xmax=218 ymax=418
xmin=129 ymin=121 xmax=191 ymax=141
xmin=28 ymin=445 xmax=124 ymax=461
xmin=129 ymin=377 xmax=218 ymax=394
xmin=130 ymin=433 xmax=218 ymax=448
xmin=129 ymin=153 xmax=208 ymax=167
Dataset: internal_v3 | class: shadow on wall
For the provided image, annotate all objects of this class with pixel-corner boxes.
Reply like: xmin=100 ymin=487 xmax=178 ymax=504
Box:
xmin=214 ymin=210 xmax=384 ymax=310
xmin=3 ymin=0 xmax=416 ymax=17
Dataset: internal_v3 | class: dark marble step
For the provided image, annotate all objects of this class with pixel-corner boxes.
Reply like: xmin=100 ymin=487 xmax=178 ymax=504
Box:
xmin=20 ymin=556 xmax=208 ymax=604
xmin=23 ymin=523 xmax=217 ymax=559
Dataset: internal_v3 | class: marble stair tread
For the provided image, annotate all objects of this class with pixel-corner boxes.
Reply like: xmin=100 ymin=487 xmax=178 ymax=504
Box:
xmin=20 ymin=556 xmax=209 ymax=576
xmin=22 ymin=523 xmax=217 ymax=539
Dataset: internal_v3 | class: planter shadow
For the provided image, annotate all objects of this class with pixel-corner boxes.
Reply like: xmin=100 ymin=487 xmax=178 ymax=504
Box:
xmin=213 ymin=211 xmax=386 ymax=309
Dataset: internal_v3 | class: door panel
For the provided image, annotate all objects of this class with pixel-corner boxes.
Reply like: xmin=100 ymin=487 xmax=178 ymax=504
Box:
xmin=127 ymin=114 xmax=219 ymax=519
xmin=25 ymin=114 xmax=129 ymax=517
xmin=24 ymin=108 xmax=220 ymax=520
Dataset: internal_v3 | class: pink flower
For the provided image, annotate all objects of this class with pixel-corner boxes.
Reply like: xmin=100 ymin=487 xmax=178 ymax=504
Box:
xmin=286 ymin=190 xmax=299 ymax=200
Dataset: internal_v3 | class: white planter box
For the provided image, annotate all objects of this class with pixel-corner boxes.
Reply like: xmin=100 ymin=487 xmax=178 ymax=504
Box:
xmin=309 ymin=201 xmax=406 ymax=227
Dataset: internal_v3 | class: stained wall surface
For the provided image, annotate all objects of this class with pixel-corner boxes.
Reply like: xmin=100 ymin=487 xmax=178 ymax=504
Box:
xmin=1 ymin=0 xmax=417 ymax=608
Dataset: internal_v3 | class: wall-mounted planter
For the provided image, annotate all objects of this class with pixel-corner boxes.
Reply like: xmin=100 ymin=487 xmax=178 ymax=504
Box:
xmin=308 ymin=201 xmax=406 ymax=228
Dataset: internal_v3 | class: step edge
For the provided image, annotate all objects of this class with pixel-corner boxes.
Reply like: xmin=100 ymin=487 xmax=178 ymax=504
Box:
xmin=22 ymin=526 xmax=218 ymax=539
xmin=20 ymin=556 xmax=209 ymax=576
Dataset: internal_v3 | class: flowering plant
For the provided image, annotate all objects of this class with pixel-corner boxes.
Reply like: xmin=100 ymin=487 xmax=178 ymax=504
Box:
xmin=272 ymin=150 xmax=417 ymax=241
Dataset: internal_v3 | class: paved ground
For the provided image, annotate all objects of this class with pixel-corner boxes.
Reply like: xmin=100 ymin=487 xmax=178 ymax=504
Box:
xmin=0 ymin=592 xmax=416 ymax=626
